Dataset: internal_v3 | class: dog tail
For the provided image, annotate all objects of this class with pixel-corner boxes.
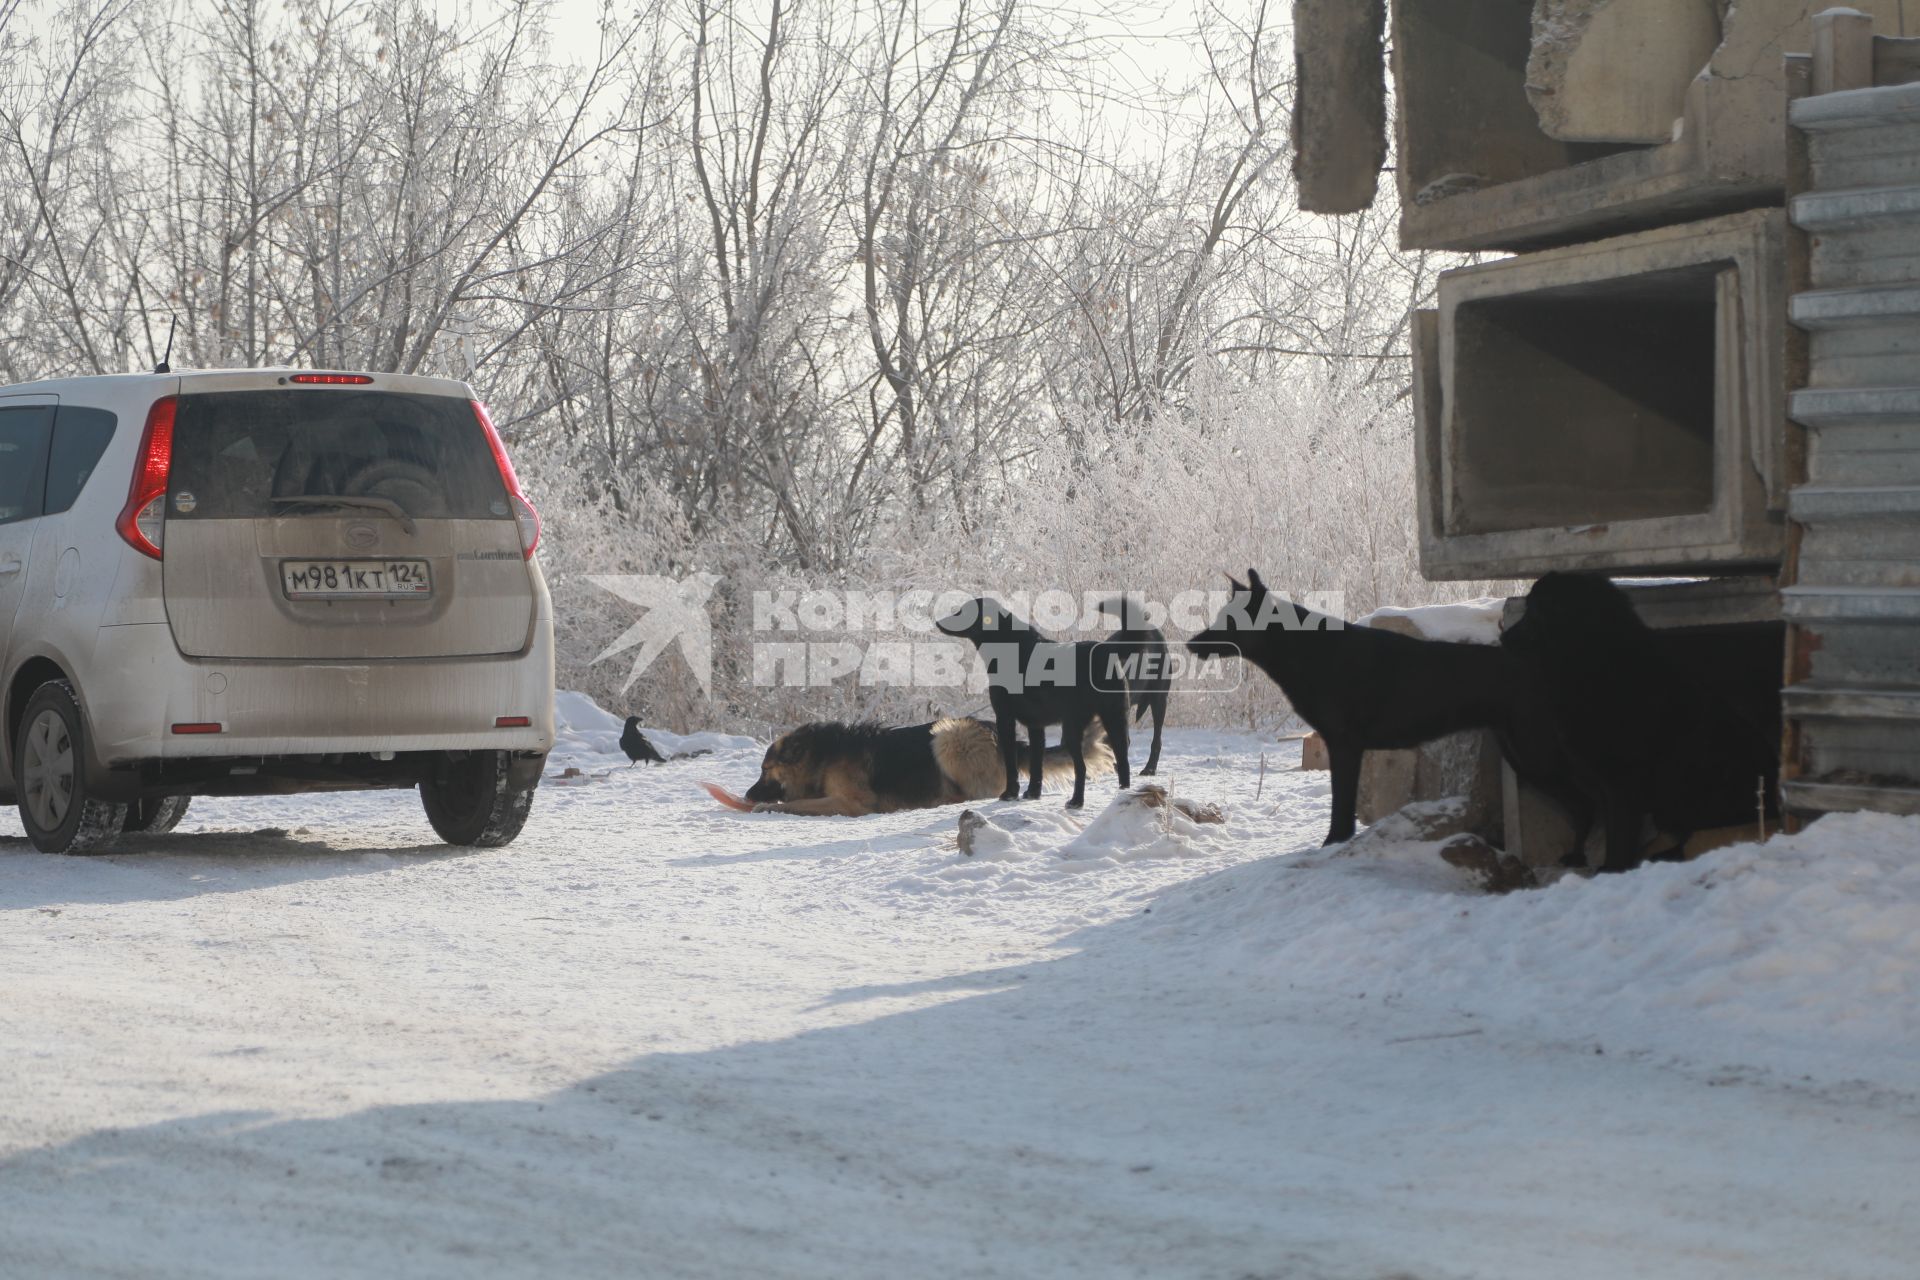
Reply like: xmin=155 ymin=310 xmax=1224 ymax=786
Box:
xmin=941 ymin=718 xmax=1116 ymax=792
xmin=1040 ymin=724 xmax=1115 ymax=784
xmin=934 ymin=717 xmax=1007 ymax=800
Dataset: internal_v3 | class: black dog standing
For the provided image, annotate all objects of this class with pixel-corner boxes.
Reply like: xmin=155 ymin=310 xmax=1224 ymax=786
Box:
xmin=1187 ymin=570 xmax=1512 ymax=846
xmin=1499 ymin=572 xmax=1777 ymax=873
xmin=1098 ymin=594 xmax=1172 ymax=777
xmin=937 ymin=598 xmax=1132 ymax=808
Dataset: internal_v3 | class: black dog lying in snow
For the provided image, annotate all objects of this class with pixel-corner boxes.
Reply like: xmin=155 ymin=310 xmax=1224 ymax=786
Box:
xmin=1499 ymin=572 xmax=1777 ymax=873
xmin=1186 ymin=570 xmax=1512 ymax=846
xmin=936 ymin=598 xmax=1132 ymax=808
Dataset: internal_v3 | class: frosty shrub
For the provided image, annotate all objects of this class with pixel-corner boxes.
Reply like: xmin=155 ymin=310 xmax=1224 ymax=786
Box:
xmin=522 ymin=364 xmax=1515 ymax=735
xmin=0 ymin=0 xmax=1488 ymax=739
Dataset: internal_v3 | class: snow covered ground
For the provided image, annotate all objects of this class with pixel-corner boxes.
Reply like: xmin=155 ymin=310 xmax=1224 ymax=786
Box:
xmin=5 ymin=696 xmax=1920 ymax=1279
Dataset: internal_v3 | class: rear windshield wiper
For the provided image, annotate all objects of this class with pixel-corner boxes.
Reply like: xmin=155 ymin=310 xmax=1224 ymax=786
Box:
xmin=272 ymin=494 xmax=418 ymax=536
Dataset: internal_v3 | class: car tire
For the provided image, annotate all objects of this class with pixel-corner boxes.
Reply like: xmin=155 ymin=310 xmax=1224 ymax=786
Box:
xmin=124 ymin=795 xmax=192 ymax=834
xmin=14 ymin=680 xmax=127 ymax=855
xmin=421 ymin=750 xmax=536 ymax=847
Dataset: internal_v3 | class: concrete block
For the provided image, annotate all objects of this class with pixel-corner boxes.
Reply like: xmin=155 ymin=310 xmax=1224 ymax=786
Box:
xmin=1416 ymin=208 xmax=1787 ymax=580
xmin=1351 ymin=613 xmax=1506 ymax=840
xmin=1388 ymin=0 xmax=1920 ymax=251
xmin=1357 ymin=742 xmax=1418 ymax=823
xmin=1357 ymin=727 xmax=1505 ymax=839
xmin=1503 ymin=759 xmax=1593 ymax=870
xmin=1812 ymin=7 xmax=1877 ymax=95
xmin=1299 ymin=732 xmax=1330 ymax=771
xmin=1389 ymin=0 xmax=1607 ymax=219
xmin=1292 ymin=0 xmax=1388 ymax=213
xmin=1527 ymin=0 xmax=1724 ymax=144
xmin=1342 ymin=794 xmax=1478 ymax=849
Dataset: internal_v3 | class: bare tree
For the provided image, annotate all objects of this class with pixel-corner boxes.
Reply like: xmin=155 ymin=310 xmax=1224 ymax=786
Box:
xmin=0 ymin=0 xmax=1472 ymax=732
xmin=0 ymin=0 xmax=135 ymax=377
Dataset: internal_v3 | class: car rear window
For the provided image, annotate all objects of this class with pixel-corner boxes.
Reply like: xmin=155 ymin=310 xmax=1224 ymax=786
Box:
xmin=168 ymin=390 xmax=511 ymax=521
xmin=45 ymin=405 xmax=117 ymax=515
xmin=0 ymin=404 xmax=53 ymax=525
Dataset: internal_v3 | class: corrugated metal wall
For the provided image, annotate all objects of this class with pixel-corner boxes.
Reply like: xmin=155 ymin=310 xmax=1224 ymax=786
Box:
xmin=1783 ymin=76 xmax=1920 ymax=818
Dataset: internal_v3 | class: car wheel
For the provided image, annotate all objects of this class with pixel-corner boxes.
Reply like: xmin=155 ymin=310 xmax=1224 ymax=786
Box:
xmin=420 ymin=750 xmax=536 ymax=847
xmin=124 ymin=795 xmax=192 ymax=834
xmin=14 ymin=680 xmax=127 ymax=855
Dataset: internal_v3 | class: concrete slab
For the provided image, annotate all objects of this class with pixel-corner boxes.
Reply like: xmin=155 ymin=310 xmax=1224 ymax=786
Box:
xmin=1353 ymin=614 xmax=1505 ymax=841
xmin=1417 ymin=209 xmax=1787 ymax=580
xmin=1389 ymin=0 xmax=1920 ymax=251
xmin=1292 ymin=0 xmax=1388 ymax=213
xmin=1527 ymin=0 xmax=1724 ymax=144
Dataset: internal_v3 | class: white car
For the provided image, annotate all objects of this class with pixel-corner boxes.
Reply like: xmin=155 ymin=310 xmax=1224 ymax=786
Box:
xmin=0 ymin=370 xmax=555 ymax=853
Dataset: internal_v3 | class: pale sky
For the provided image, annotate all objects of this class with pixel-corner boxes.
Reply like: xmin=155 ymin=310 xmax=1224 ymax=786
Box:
xmin=10 ymin=0 xmax=1259 ymax=160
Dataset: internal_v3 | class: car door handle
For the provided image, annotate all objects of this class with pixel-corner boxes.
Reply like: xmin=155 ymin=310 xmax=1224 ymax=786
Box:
xmin=0 ymin=559 xmax=22 ymax=576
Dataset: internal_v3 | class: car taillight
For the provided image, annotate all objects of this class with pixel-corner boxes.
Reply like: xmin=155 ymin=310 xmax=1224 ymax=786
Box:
xmin=509 ymin=494 xmax=540 ymax=557
xmin=472 ymin=399 xmax=540 ymax=559
xmin=116 ymin=395 xmax=177 ymax=560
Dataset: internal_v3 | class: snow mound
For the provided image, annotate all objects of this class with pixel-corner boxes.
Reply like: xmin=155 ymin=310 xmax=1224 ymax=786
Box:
xmin=953 ymin=804 xmax=1086 ymax=863
xmin=550 ymin=690 xmax=759 ymax=768
xmin=905 ymin=787 xmax=1237 ymax=903
xmin=1138 ymin=809 xmax=1920 ymax=1087
xmin=1058 ymin=787 xmax=1226 ymax=866
xmin=1358 ymin=597 xmax=1504 ymax=645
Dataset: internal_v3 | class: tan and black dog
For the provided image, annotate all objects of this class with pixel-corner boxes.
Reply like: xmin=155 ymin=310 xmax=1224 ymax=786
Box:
xmin=740 ymin=718 xmax=1111 ymax=816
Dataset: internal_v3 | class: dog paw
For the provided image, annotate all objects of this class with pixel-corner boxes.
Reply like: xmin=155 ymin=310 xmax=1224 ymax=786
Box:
xmin=998 ymin=790 xmax=1021 ymax=802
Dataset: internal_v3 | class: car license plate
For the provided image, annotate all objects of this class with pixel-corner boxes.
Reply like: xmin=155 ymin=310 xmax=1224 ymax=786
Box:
xmin=281 ymin=559 xmax=432 ymax=599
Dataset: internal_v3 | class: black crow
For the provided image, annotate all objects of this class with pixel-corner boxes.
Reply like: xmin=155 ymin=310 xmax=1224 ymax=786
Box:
xmin=621 ymin=716 xmax=667 ymax=765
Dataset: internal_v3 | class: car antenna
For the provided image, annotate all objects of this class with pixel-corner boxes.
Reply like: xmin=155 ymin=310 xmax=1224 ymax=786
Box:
xmin=153 ymin=317 xmax=176 ymax=374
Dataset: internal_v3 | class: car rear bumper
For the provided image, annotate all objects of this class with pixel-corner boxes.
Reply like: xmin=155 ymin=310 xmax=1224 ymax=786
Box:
xmin=84 ymin=617 xmax=556 ymax=768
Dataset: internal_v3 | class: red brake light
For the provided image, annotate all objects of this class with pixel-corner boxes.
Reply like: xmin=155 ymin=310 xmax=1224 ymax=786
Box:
xmin=472 ymin=400 xmax=540 ymax=559
xmin=495 ymin=715 xmax=532 ymax=728
xmin=170 ymin=722 xmax=223 ymax=735
xmin=116 ymin=395 xmax=178 ymax=560
xmin=289 ymin=373 xmax=374 ymax=385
